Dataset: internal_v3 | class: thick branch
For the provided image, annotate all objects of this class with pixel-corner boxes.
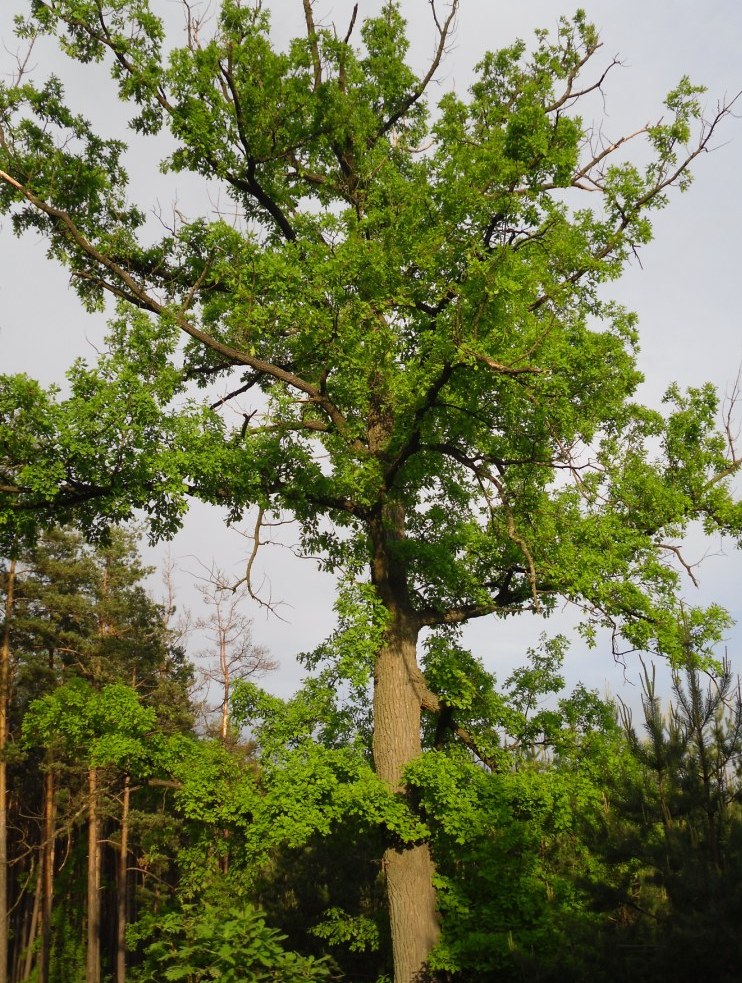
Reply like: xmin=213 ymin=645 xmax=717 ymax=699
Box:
xmin=385 ymin=362 xmax=455 ymax=486
xmin=302 ymin=0 xmax=323 ymax=90
xmin=342 ymin=4 xmax=359 ymax=45
xmin=0 ymin=169 xmax=364 ymax=449
xmin=417 ymin=601 xmax=498 ymax=627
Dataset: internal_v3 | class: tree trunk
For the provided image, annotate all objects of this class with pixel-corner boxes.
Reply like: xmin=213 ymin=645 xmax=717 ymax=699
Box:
xmin=220 ymin=631 xmax=230 ymax=744
xmin=370 ymin=507 xmax=439 ymax=983
xmin=21 ymin=866 xmax=41 ymax=983
xmin=373 ymin=625 xmax=439 ymax=983
xmin=86 ymin=768 xmax=100 ymax=983
xmin=39 ymin=767 xmax=55 ymax=983
xmin=116 ymin=775 xmax=130 ymax=983
xmin=0 ymin=559 xmax=15 ymax=983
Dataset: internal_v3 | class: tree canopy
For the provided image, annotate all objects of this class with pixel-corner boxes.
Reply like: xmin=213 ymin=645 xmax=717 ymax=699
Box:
xmin=1 ymin=2 xmax=741 ymax=979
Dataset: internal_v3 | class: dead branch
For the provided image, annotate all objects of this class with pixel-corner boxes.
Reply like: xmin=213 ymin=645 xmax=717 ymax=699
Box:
xmin=342 ymin=4 xmax=359 ymax=45
xmin=378 ymin=0 xmax=459 ymax=138
xmin=656 ymin=542 xmax=701 ymax=588
xmin=302 ymin=0 xmax=322 ymax=90
xmin=546 ymin=53 xmax=620 ymax=115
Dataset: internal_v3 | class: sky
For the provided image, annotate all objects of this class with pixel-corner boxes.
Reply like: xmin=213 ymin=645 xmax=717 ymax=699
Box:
xmin=1 ymin=0 xmax=741 ymax=709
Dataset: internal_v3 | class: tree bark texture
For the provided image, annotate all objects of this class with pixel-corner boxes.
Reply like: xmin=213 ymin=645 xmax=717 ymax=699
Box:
xmin=86 ymin=768 xmax=101 ymax=983
xmin=370 ymin=508 xmax=439 ymax=983
xmin=0 ymin=559 xmax=14 ymax=983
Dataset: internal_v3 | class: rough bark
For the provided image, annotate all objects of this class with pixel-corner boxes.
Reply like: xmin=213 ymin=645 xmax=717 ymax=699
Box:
xmin=86 ymin=768 xmax=100 ymax=983
xmin=116 ymin=774 xmax=130 ymax=983
xmin=373 ymin=631 xmax=440 ymax=983
xmin=370 ymin=507 xmax=439 ymax=983
xmin=0 ymin=559 xmax=14 ymax=983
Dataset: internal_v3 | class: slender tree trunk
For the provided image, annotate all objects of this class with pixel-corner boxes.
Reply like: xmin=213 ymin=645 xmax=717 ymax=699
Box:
xmin=116 ymin=775 xmax=130 ymax=983
xmin=220 ymin=633 xmax=230 ymax=744
xmin=370 ymin=506 xmax=439 ymax=983
xmin=21 ymin=867 xmax=41 ymax=983
xmin=39 ymin=767 xmax=55 ymax=983
xmin=0 ymin=559 xmax=15 ymax=983
xmin=86 ymin=768 xmax=101 ymax=983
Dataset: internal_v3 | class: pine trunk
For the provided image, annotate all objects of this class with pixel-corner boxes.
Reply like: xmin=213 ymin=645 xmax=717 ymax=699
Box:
xmin=39 ymin=767 xmax=55 ymax=983
xmin=115 ymin=775 xmax=130 ymax=983
xmin=21 ymin=867 xmax=41 ymax=983
xmin=370 ymin=507 xmax=439 ymax=983
xmin=86 ymin=768 xmax=100 ymax=983
xmin=0 ymin=559 xmax=14 ymax=983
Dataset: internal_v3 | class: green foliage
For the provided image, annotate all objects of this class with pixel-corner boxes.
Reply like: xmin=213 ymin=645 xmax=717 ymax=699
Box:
xmin=233 ymin=681 xmax=428 ymax=849
xmin=406 ymin=748 xmax=609 ymax=978
xmin=2 ymin=3 xmax=742 ymax=980
xmin=0 ymin=2 xmax=738 ymax=661
xmin=1 ymin=524 xmax=196 ymax=983
xmin=23 ymin=677 xmax=159 ymax=773
xmin=128 ymin=901 xmax=332 ymax=982
xmin=310 ymin=906 xmax=381 ymax=954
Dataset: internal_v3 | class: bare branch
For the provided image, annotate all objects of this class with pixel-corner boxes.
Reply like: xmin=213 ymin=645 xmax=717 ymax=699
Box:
xmin=656 ymin=543 xmax=701 ymax=588
xmin=4 ymin=34 xmax=37 ymax=87
xmin=210 ymin=378 xmax=261 ymax=411
xmin=181 ymin=0 xmax=214 ymax=51
xmin=722 ymin=368 xmax=742 ymax=466
xmin=194 ymin=564 xmax=277 ymax=739
xmin=512 ymin=124 xmax=652 ymax=199
xmin=545 ymin=52 xmax=619 ymax=115
xmin=378 ymin=0 xmax=459 ymax=137
xmin=302 ymin=0 xmax=322 ymax=90
xmin=343 ymin=4 xmax=359 ymax=45
xmin=240 ymin=507 xmax=276 ymax=613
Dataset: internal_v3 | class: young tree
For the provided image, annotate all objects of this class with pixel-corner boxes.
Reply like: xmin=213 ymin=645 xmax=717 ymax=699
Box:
xmin=612 ymin=655 xmax=742 ymax=983
xmin=195 ymin=571 xmax=276 ymax=744
xmin=1 ymin=3 xmax=741 ymax=978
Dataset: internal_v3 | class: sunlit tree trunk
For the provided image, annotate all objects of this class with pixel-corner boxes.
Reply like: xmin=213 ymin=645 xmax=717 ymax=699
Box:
xmin=370 ymin=506 xmax=439 ymax=983
xmin=39 ymin=766 xmax=55 ymax=983
xmin=86 ymin=768 xmax=100 ymax=983
xmin=21 ymin=866 xmax=41 ymax=983
xmin=116 ymin=775 xmax=130 ymax=983
xmin=373 ymin=622 xmax=439 ymax=983
xmin=220 ymin=634 xmax=230 ymax=744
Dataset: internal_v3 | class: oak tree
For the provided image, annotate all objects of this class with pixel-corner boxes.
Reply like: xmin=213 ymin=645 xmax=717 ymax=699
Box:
xmin=1 ymin=2 xmax=741 ymax=978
